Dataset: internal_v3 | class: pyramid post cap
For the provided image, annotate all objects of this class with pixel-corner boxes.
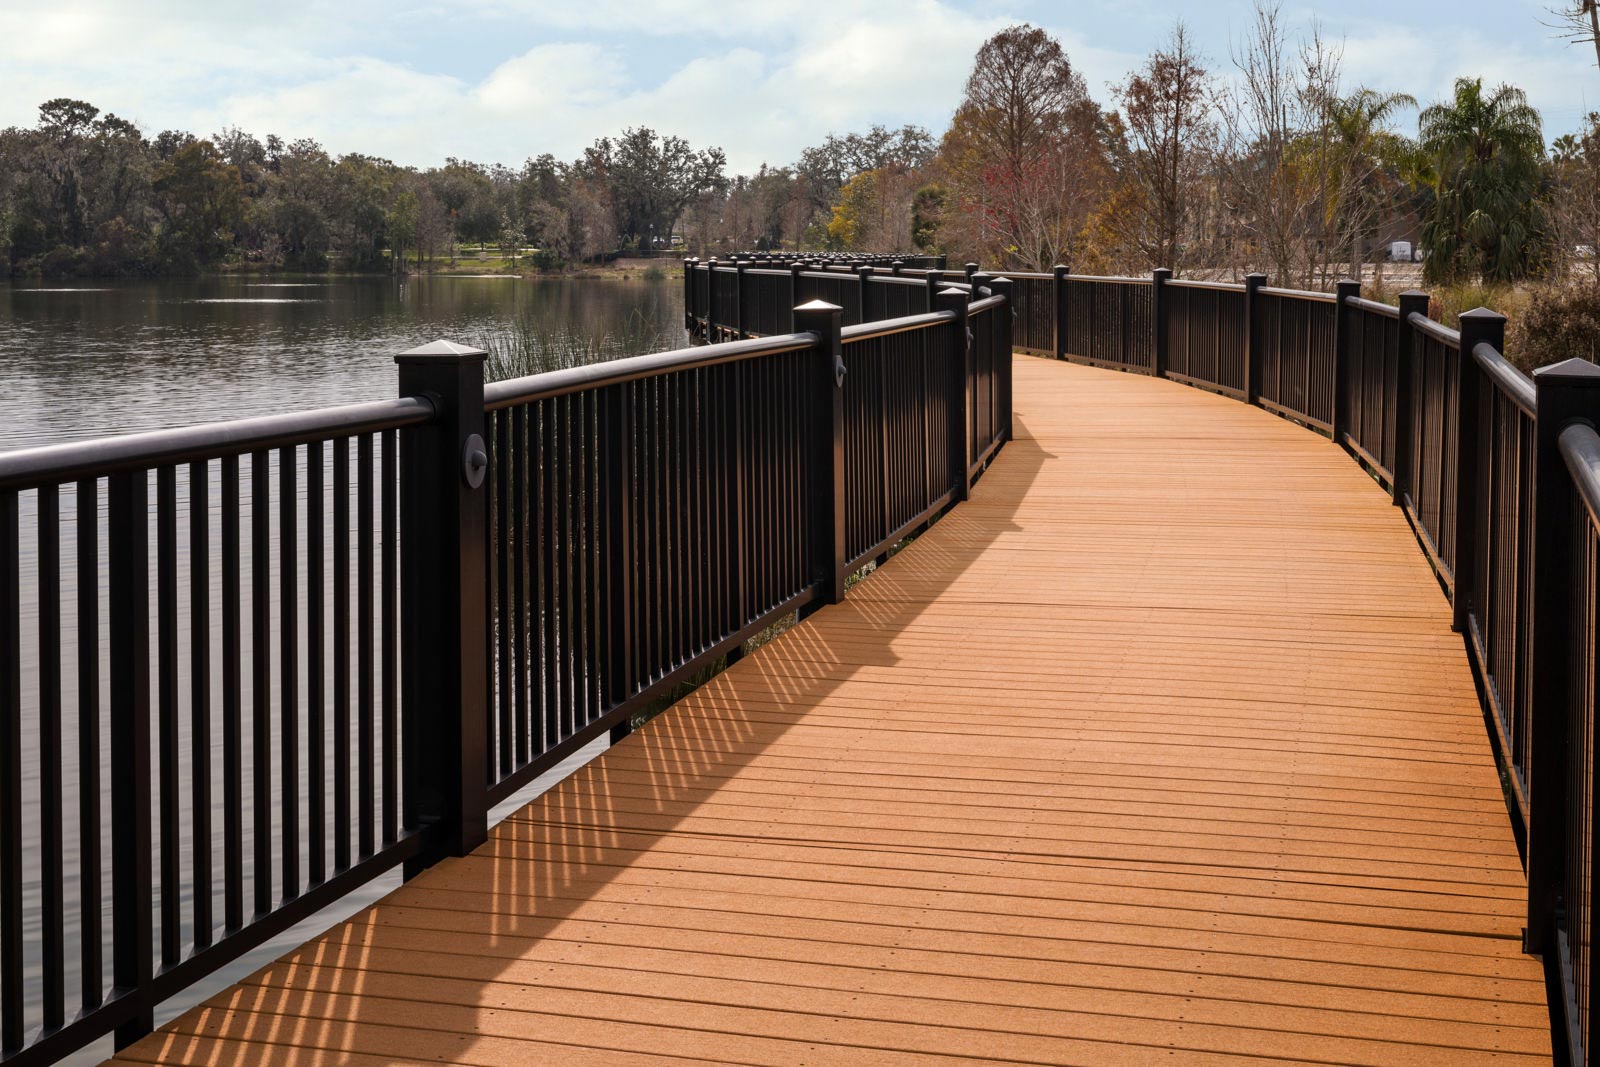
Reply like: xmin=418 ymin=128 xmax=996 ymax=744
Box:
xmin=395 ymin=339 xmax=487 ymax=363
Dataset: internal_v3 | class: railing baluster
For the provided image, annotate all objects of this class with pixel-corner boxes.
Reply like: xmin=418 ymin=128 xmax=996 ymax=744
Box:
xmin=189 ymin=460 xmax=213 ymax=947
xmin=306 ymin=442 xmax=326 ymax=883
xmin=221 ymin=457 xmax=243 ymax=931
xmin=358 ymin=434 xmax=375 ymax=857
xmin=77 ymin=477 xmax=102 ymax=1006
xmin=156 ymin=465 xmax=181 ymax=966
xmin=108 ymin=469 xmax=153 ymax=1046
xmin=250 ymin=450 xmax=272 ymax=916
xmin=333 ymin=435 xmax=350 ymax=872
xmin=38 ymin=484 xmax=64 ymax=1032
xmin=381 ymin=429 xmax=399 ymax=845
xmin=1 ymin=489 xmax=21 ymax=1053
xmin=279 ymin=445 xmax=299 ymax=899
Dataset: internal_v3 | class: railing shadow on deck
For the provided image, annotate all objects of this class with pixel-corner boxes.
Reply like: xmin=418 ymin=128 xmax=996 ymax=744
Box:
xmin=127 ymin=414 xmax=1046 ymax=1063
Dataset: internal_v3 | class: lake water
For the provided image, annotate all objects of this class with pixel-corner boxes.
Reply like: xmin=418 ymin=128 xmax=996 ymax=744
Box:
xmin=0 ymin=274 xmax=688 ymax=451
xmin=0 ymin=273 xmax=683 ymax=1062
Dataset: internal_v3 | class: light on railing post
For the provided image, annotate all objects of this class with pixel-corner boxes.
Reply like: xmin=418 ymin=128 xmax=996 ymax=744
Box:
xmin=1242 ymin=274 xmax=1267 ymax=406
xmin=1525 ymin=356 xmax=1600 ymax=959
xmin=1392 ymin=291 xmax=1429 ymax=508
xmin=394 ymin=340 xmax=490 ymax=878
xmin=1330 ymin=279 xmax=1362 ymax=441
xmin=937 ymin=287 xmax=973 ymax=502
xmin=1450 ymin=308 xmax=1504 ymax=634
xmin=705 ymin=258 xmax=720 ymax=343
xmin=1151 ymin=269 xmax=1172 ymax=378
xmin=794 ymin=300 xmax=848 ymax=604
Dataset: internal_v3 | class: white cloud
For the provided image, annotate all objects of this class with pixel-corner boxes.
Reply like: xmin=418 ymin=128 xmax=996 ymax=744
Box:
xmin=0 ymin=0 xmax=1591 ymax=176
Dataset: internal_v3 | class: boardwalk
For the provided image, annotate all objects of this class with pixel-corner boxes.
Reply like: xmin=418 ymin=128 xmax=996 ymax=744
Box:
xmin=111 ymin=355 xmax=1549 ymax=1066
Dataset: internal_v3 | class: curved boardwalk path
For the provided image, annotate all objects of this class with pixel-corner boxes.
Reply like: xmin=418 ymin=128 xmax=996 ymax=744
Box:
xmin=114 ymin=356 xmax=1549 ymax=1065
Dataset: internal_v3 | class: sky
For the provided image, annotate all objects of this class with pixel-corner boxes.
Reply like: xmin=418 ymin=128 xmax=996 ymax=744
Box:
xmin=0 ymin=0 xmax=1595 ymax=174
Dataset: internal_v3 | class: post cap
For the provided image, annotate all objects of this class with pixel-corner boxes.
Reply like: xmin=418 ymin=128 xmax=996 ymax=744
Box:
xmin=1398 ymin=289 xmax=1428 ymax=300
xmin=1533 ymin=357 xmax=1600 ymax=384
xmin=395 ymin=339 xmax=487 ymax=364
xmin=1459 ymin=307 xmax=1508 ymax=325
xmin=990 ymin=276 xmax=1013 ymax=284
xmin=793 ymin=299 xmax=843 ymax=313
xmin=937 ymin=287 xmax=969 ymax=300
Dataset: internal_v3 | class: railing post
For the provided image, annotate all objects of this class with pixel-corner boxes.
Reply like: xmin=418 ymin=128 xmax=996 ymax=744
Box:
xmin=965 ymin=262 xmax=979 ymax=286
xmin=938 ymin=287 xmax=973 ymax=502
xmin=734 ymin=259 xmax=748 ymax=339
xmin=683 ymin=258 xmax=696 ymax=331
xmin=970 ymin=271 xmax=992 ymax=297
xmin=705 ymin=258 xmax=720 ymax=342
xmin=789 ymin=263 xmax=805 ymax=332
xmin=856 ymin=264 xmax=873 ymax=325
xmin=1331 ymin=278 xmax=1362 ymax=440
xmin=1052 ymin=265 xmax=1068 ymax=360
xmin=1525 ymin=357 xmax=1600 ymax=964
xmin=991 ymin=277 xmax=1015 ymax=440
xmin=107 ymin=469 xmax=153 ymax=1047
xmin=1451 ymin=308 xmax=1504 ymax=633
xmin=891 ymin=260 xmax=904 ymax=276
xmin=794 ymin=300 xmax=848 ymax=604
xmin=925 ymin=270 xmax=942 ymax=314
xmin=396 ymin=340 xmax=490 ymax=877
xmin=1152 ymin=269 xmax=1172 ymax=378
xmin=1243 ymin=273 xmax=1266 ymax=405
xmin=1392 ymin=291 xmax=1429 ymax=507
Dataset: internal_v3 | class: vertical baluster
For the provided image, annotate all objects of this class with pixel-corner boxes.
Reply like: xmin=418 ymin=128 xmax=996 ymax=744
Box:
xmin=0 ymin=489 xmax=21 ymax=1052
xmin=189 ymin=461 xmax=212 ymax=946
xmin=307 ymin=443 xmax=325 ymax=882
xmin=37 ymin=485 xmax=64 ymax=1031
xmin=514 ymin=407 xmax=531 ymax=766
xmin=333 ymin=437 xmax=350 ymax=871
xmin=541 ymin=402 xmax=558 ymax=749
xmin=250 ymin=451 xmax=272 ymax=916
xmin=279 ymin=446 xmax=299 ymax=899
xmin=587 ymin=393 xmax=603 ymax=723
xmin=156 ymin=466 xmax=181 ymax=965
xmin=494 ymin=411 xmax=512 ymax=776
xmin=221 ymin=457 xmax=243 ymax=931
xmin=77 ymin=478 xmax=103 ymax=1006
xmin=108 ymin=469 xmax=153 ymax=1046
xmin=357 ymin=434 xmax=375 ymax=857
xmin=381 ymin=430 xmax=398 ymax=845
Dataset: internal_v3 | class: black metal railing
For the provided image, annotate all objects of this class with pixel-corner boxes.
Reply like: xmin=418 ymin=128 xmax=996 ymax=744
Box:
xmin=690 ymin=252 xmax=1600 ymax=1064
xmin=0 ymin=276 xmax=1009 ymax=1065
xmin=0 ymin=398 xmax=429 ymax=1064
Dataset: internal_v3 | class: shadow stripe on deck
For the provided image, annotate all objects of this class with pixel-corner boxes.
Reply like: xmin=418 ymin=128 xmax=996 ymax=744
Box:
xmin=114 ymin=356 xmax=1549 ymax=1066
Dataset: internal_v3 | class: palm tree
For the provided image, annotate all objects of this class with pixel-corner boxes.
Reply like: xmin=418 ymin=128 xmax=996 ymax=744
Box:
xmin=1418 ymin=78 xmax=1549 ymax=283
xmin=1324 ymin=88 xmax=1418 ymax=279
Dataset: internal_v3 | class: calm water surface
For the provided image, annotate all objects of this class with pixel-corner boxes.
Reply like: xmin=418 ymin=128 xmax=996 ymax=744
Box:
xmin=0 ymin=274 xmax=687 ymax=450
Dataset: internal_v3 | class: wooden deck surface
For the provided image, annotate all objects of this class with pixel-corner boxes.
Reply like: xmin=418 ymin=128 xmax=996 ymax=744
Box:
xmin=114 ymin=357 xmax=1550 ymax=1065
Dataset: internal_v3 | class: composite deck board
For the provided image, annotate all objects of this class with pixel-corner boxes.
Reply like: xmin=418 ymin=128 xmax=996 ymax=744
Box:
xmin=115 ymin=357 xmax=1550 ymax=1065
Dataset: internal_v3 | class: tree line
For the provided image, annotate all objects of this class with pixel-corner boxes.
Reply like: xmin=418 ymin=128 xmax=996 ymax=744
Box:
xmin=3 ymin=0 xmax=1597 ymax=289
